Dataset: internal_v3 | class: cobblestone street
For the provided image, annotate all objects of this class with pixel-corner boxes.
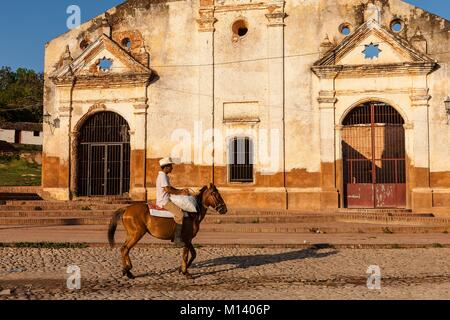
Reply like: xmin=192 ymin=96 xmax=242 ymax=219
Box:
xmin=1 ymin=247 xmax=450 ymax=300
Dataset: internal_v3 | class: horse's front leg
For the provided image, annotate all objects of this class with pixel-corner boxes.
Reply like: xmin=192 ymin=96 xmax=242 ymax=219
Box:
xmin=187 ymin=243 xmax=197 ymax=269
xmin=180 ymin=245 xmax=193 ymax=279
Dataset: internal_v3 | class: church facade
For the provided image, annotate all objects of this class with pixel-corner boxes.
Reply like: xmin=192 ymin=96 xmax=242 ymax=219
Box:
xmin=42 ymin=0 xmax=450 ymax=214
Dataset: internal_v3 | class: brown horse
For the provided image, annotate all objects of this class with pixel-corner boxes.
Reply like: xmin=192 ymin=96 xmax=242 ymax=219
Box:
xmin=108 ymin=183 xmax=228 ymax=279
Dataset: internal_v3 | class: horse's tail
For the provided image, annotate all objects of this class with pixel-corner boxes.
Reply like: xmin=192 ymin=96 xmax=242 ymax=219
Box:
xmin=108 ymin=208 xmax=125 ymax=248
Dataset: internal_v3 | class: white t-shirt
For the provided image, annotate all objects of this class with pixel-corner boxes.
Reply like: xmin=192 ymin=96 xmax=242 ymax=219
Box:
xmin=156 ymin=171 xmax=171 ymax=208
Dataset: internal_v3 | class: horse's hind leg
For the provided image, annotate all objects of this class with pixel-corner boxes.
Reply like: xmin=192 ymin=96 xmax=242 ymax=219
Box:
xmin=121 ymin=230 xmax=145 ymax=279
xmin=180 ymin=245 xmax=191 ymax=278
xmin=187 ymin=243 xmax=197 ymax=269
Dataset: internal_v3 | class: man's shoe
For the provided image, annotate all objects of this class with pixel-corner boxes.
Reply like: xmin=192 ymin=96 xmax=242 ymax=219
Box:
xmin=173 ymin=223 xmax=185 ymax=247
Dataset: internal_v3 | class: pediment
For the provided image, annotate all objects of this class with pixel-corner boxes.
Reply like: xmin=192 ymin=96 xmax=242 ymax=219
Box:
xmin=314 ymin=20 xmax=434 ymax=67
xmin=51 ymin=34 xmax=151 ymax=84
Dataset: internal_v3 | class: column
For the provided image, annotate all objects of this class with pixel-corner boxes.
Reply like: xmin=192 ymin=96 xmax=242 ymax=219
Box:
xmin=410 ymin=88 xmax=432 ymax=210
xmin=335 ymin=124 xmax=344 ymax=208
xmin=197 ymin=4 xmax=216 ymax=182
xmin=318 ymin=81 xmax=339 ymax=209
xmin=50 ymin=84 xmax=73 ymax=200
xmin=266 ymin=6 xmax=287 ymax=208
xmin=130 ymin=102 xmax=148 ymax=201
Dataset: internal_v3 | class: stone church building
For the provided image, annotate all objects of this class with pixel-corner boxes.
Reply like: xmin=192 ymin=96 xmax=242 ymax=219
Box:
xmin=42 ymin=0 xmax=450 ymax=214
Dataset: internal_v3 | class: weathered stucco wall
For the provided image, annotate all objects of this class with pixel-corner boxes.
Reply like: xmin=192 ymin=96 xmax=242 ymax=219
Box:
xmin=42 ymin=0 xmax=449 ymax=213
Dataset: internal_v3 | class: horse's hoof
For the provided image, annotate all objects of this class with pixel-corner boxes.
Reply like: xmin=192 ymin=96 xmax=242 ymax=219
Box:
xmin=123 ymin=270 xmax=135 ymax=279
xmin=184 ymin=272 xmax=193 ymax=280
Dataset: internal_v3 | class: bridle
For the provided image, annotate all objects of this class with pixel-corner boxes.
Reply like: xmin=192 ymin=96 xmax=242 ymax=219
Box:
xmin=202 ymin=187 xmax=226 ymax=214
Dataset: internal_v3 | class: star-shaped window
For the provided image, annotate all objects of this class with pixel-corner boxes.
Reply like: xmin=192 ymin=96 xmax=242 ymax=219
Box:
xmin=363 ymin=43 xmax=382 ymax=59
xmin=98 ymin=57 xmax=113 ymax=72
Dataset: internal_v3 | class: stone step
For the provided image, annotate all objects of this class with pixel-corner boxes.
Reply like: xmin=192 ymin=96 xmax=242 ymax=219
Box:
xmin=0 ymin=193 xmax=42 ymax=202
xmin=4 ymin=199 xmax=135 ymax=205
xmin=337 ymin=208 xmax=413 ymax=213
xmin=199 ymin=223 xmax=450 ymax=234
xmin=0 ymin=210 xmax=447 ymax=225
xmin=0 ymin=186 xmax=42 ymax=193
xmin=0 ymin=204 xmax=124 ymax=211
xmin=227 ymin=209 xmax=428 ymax=217
xmin=0 ymin=212 xmax=335 ymax=222
xmin=0 ymin=216 xmax=449 ymax=234
xmin=0 ymin=210 xmax=115 ymax=218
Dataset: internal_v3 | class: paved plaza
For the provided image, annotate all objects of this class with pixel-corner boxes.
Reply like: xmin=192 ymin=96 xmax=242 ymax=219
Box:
xmin=1 ymin=246 xmax=450 ymax=300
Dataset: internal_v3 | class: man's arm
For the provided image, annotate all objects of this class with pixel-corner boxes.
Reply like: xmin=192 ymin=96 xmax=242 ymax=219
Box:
xmin=164 ymin=186 xmax=190 ymax=196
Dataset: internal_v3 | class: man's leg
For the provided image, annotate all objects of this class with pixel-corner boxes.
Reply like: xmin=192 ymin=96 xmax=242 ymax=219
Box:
xmin=163 ymin=201 xmax=185 ymax=246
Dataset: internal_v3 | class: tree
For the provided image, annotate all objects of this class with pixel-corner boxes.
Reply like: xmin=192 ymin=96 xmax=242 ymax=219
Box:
xmin=0 ymin=66 xmax=44 ymax=123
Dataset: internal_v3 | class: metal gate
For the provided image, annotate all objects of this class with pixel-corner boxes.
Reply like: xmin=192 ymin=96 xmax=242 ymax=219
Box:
xmin=77 ymin=112 xmax=131 ymax=197
xmin=342 ymin=102 xmax=406 ymax=208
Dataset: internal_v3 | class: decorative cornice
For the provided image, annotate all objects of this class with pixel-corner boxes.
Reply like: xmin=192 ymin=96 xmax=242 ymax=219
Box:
xmin=71 ymin=97 xmax=147 ymax=105
xmin=58 ymin=106 xmax=73 ymax=118
xmin=312 ymin=62 xmax=437 ymax=79
xmin=197 ymin=8 xmax=217 ymax=32
xmin=53 ymin=73 xmax=151 ymax=88
xmin=214 ymin=1 xmax=284 ymax=13
xmin=133 ymin=103 xmax=148 ymax=115
xmin=318 ymin=90 xmax=337 ymax=105
xmin=265 ymin=12 xmax=287 ymax=26
xmin=410 ymin=89 xmax=431 ymax=107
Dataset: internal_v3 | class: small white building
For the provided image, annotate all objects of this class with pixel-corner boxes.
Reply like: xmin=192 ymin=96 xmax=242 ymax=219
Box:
xmin=0 ymin=122 xmax=43 ymax=146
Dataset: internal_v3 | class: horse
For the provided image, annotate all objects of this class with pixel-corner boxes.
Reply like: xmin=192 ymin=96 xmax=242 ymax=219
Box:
xmin=108 ymin=183 xmax=228 ymax=279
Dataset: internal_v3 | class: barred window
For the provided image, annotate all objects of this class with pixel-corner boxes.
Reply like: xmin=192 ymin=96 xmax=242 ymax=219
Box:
xmin=229 ymin=137 xmax=254 ymax=183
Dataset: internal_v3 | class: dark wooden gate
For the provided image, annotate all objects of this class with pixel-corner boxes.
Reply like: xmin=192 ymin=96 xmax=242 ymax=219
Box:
xmin=77 ymin=112 xmax=131 ymax=197
xmin=342 ymin=102 xmax=406 ymax=208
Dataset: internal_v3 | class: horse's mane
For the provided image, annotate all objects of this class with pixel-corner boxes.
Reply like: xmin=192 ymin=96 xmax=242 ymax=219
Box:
xmin=191 ymin=186 xmax=208 ymax=217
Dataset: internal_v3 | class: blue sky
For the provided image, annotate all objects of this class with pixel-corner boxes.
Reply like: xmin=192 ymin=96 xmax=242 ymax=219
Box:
xmin=0 ymin=0 xmax=448 ymax=72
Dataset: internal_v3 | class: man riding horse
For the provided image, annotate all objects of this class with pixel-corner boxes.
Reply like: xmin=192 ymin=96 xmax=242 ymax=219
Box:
xmin=108 ymin=158 xmax=228 ymax=279
xmin=157 ymin=157 xmax=191 ymax=246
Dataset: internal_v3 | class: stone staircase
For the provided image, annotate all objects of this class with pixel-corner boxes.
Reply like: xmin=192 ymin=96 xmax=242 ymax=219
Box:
xmin=0 ymin=199 xmax=449 ymax=234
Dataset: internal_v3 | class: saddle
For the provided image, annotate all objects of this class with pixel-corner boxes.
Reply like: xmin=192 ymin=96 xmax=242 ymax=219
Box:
xmin=148 ymin=203 xmax=189 ymax=219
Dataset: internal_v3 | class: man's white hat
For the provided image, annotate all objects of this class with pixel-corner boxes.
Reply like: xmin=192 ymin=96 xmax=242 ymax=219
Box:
xmin=160 ymin=157 xmax=175 ymax=167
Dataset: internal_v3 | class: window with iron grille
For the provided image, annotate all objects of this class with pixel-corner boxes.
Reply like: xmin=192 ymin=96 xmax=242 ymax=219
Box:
xmin=229 ymin=137 xmax=254 ymax=183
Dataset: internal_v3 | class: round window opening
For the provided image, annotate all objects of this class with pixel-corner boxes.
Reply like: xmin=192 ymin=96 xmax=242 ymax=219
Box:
xmin=232 ymin=19 xmax=249 ymax=38
xmin=391 ymin=19 xmax=404 ymax=33
xmin=122 ymin=38 xmax=132 ymax=49
xmin=339 ymin=23 xmax=352 ymax=36
xmin=80 ymin=39 xmax=90 ymax=50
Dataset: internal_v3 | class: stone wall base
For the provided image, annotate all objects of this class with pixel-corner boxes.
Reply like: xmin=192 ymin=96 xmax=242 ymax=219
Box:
xmin=42 ymin=188 xmax=70 ymax=201
xmin=411 ymin=189 xmax=433 ymax=212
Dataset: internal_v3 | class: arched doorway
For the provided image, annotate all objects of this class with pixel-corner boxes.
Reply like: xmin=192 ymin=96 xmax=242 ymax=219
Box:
xmin=77 ymin=112 xmax=131 ymax=197
xmin=342 ymin=101 xmax=406 ymax=208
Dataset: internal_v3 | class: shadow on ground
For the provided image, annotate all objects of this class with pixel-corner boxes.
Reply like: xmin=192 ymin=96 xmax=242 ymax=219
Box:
xmin=134 ymin=247 xmax=339 ymax=279
xmin=194 ymin=248 xmax=339 ymax=270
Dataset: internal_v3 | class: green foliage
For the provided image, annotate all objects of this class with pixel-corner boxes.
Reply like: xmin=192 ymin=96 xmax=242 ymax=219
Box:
xmin=0 ymin=158 xmax=41 ymax=186
xmin=0 ymin=66 xmax=43 ymax=123
xmin=0 ymin=153 xmax=20 ymax=162
xmin=12 ymin=144 xmax=42 ymax=152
